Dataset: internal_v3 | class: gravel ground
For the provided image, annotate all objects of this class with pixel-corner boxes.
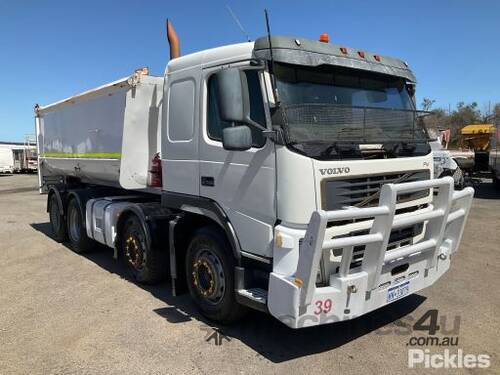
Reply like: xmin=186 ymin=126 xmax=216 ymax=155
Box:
xmin=0 ymin=174 xmax=498 ymax=374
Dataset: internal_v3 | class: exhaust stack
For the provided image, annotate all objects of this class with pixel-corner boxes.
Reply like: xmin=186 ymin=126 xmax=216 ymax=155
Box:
xmin=166 ymin=19 xmax=180 ymax=60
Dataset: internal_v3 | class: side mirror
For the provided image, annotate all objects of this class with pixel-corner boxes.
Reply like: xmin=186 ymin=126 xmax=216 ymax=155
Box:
xmin=215 ymin=68 xmax=249 ymax=124
xmin=222 ymin=126 xmax=252 ymax=151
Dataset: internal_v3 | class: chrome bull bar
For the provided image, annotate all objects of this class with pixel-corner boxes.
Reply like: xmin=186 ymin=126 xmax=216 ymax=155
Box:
xmin=295 ymin=176 xmax=474 ymax=310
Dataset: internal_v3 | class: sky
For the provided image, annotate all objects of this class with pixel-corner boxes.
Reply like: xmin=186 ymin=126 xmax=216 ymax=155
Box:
xmin=0 ymin=0 xmax=499 ymax=141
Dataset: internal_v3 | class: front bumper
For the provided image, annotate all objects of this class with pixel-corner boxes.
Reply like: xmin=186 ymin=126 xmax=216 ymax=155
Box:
xmin=268 ymin=177 xmax=474 ymax=328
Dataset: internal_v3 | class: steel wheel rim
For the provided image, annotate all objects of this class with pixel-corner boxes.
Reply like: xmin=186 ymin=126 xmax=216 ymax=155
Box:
xmin=124 ymin=229 xmax=147 ymax=270
xmin=192 ymin=248 xmax=225 ymax=305
xmin=68 ymin=206 xmax=80 ymax=243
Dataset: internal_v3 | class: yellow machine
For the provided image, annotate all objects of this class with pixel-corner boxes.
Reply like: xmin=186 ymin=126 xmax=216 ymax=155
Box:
xmin=459 ymin=124 xmax=495 ymax=171
xmin=459 ymin=124 xmax=495 ymax=151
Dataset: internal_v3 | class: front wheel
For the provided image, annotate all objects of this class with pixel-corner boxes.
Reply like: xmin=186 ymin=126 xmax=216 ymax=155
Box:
xmin=186 ymin=227 xmax=246 ymax=323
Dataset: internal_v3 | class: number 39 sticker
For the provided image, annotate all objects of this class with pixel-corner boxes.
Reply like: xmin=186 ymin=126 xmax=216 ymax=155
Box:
xmin=314 ymin=299 xmax=333 ymax=315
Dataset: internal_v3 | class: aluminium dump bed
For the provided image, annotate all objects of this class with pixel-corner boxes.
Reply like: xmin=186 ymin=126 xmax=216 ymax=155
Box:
xmin=36 ymin=72 xmax=163 ymax=191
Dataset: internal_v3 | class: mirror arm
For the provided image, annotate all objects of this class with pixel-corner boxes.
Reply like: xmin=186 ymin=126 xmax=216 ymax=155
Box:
xmin=244 ymin=117 xmax=267 ymax=131
xmin=244 ymin=117 xmax=279 ymax=142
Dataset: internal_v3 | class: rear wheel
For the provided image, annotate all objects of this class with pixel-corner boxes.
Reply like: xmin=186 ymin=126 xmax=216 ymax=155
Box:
xmin=120 ymin=214 xmax=167 ymax=284
xmin=186 ymin=226 xmax=246 ymax=323
xmin=66 ymin=198 xmax=95 ymax=253
xmin=48 ymin=193 xmax=67 ymax=242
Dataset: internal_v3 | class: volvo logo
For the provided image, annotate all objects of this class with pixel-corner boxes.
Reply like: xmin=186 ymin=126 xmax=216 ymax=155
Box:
xmin=319 ymin=167 xmax=351 ymax=176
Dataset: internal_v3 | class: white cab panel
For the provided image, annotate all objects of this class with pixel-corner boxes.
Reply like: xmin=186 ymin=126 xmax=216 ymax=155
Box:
xmin=161 ymin=69 xmax=200 ymax=196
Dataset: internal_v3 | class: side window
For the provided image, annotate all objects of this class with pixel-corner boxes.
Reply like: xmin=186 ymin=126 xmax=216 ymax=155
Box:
xmin=168 ymin=79 xmax=195 ymax=141
xmin=207 ymin=70 xmax=266 ymax=148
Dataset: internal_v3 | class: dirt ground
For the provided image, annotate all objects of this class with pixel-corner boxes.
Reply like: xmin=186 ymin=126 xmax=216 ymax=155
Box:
xmin=0 ymin=174 xmax=498 ymax=374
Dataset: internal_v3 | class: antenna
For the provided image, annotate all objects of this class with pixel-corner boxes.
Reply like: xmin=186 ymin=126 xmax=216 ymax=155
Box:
xmin=264 ymin=9 xmax=280 ymax=104
xmin=226 ymin=4 xmax=250 ymax=42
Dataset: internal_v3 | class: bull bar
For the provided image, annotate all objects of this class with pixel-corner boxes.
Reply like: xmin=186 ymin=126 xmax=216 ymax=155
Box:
xmin=268 ymin=177 xmax=474 ymax=328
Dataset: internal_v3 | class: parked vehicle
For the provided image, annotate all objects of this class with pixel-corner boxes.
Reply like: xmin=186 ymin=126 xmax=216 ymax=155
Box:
xmin=13 ymin=148 xmax=38 ymax=173
xmin=427 ymin=128 xmax=464 ymax=189
xmin=459 ymin=124 xmax=495 ymax=172
xmin=12 ymin=135 xmax=38 ymax=173
xmin=0 ymin=145 xmax=15 ymax=173
xmin=489 ymin=121 xmax=500 ymax=186
xmin=35 ymin=22 xmax=474 ymax=328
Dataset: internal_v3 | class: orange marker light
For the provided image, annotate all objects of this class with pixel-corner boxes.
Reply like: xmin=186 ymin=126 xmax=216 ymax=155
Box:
xmin=319 ymin=33 xmax=330 ymax=43
xmin=340 ymin=47 xmax=348 ymax=54
xmin=374 ymin=54 xmax=381 ymax=62
xmin=358 ymin=51 xmax=365 ymax=58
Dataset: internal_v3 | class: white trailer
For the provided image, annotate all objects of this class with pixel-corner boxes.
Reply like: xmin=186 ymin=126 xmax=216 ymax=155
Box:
xmin=0 ymin=145 xmax=15 ymax=173
xmin=36 ymin=23 xmax=474 ymax=328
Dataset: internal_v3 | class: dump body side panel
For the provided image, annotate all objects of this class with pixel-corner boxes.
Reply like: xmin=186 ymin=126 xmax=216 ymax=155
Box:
xmin=37 ymin=75 xmax=163 ymax=190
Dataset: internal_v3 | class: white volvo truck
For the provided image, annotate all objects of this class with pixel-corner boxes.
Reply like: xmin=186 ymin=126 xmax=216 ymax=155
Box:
xmin=36 ymin=24 xmax=474 ymax=328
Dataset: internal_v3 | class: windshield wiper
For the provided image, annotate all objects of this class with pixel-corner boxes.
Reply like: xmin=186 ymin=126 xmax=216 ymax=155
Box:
xmin=382 ymin=140 xmax=429 ymax=157
xmin=319 ymin=142 xmax=362 ymax=159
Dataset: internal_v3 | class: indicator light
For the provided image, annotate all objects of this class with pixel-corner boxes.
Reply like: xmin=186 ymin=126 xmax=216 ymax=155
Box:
xmin=319 ymin=33 xmax=329 ymax=43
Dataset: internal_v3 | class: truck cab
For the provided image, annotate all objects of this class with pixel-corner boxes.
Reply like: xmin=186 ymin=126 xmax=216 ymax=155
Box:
xmin=163 ymin=36 xmax=429 ymax=259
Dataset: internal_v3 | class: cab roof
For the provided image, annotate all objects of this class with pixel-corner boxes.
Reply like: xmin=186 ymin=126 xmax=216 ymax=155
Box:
xmin=167 ymin=36 xmax=415 ymax=83
xmin=254 ymin=35 xmax=415 ymax=82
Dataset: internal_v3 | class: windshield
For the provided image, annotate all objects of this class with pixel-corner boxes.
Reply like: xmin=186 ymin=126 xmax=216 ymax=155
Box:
xmin=272 ymin=63 xmax=428 ymax=151
xmin=275 ymin=63 xmax=414 ymax=110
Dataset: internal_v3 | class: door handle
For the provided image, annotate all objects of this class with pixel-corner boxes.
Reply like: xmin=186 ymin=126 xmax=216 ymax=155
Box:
xmin=201 ymin=176 xmax=215 ymax=187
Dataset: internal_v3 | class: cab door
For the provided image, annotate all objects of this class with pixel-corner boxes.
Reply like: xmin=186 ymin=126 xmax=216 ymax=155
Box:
xmin=199 ymin=66 xmax=276 ymax=258
xmin=162 ymin=68 xmax=200 ymax=196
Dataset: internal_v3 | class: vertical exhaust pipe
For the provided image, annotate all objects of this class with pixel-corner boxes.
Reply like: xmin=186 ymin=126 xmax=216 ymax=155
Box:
xmin=166 ymin=19 xmax=180 ymax=60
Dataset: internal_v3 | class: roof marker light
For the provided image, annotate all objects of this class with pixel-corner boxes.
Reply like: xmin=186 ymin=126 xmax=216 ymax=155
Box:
xmin=358 ymin=51 xmax=365 ymax=58
xmin=374 ymin=54 xmax=381 ymax=62
xmin=340 ymin=47 xmax=348 ymax=54
xmin=319 ymin=33 xmax=329 ymax=43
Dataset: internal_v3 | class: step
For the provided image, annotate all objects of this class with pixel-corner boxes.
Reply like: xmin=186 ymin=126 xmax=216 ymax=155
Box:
xmin=236 ymin=288 xmax=268 ymax=312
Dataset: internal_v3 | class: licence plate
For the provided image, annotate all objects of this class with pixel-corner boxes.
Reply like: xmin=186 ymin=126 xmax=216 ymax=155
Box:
xmin=387 ymin=281 xmax=410 ymax=303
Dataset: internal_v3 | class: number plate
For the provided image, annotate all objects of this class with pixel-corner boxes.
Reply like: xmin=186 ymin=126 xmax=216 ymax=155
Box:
xmin=387 ymin=281 xmax=410 ymax=303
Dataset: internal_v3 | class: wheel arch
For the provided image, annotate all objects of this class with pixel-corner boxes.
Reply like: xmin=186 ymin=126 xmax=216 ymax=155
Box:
xmin=114 ymin=203 xmax=166 ymax=258
xmin=161 ymin=191 xmax=243 ymax=263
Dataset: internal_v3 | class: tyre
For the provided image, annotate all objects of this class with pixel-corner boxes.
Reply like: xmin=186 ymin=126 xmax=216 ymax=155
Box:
xmin=452 ymin=167 xmax=464 ymax=190
xmin=493 ymin=174 xmax=500 ymax=188
xmin=120 ymin=214 xmax=167 ymax=284
xmin=48 ymin=193 xmax=67 ymax=242
xmin=66 ymin=198 xmax=95 ymax=253
xmin=186 ymin=226 xmax=246 ymax=323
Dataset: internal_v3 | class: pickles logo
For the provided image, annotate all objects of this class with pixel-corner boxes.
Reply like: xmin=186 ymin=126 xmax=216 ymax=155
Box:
xmin=319 ymin=167 xmax=350 ymax=176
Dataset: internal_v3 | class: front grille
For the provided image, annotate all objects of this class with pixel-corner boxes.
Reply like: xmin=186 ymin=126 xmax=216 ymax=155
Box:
xmin=321 ymin=170 xmax=430 ymax=211
xmin=324 ymin=223 xmax=425 ymax=280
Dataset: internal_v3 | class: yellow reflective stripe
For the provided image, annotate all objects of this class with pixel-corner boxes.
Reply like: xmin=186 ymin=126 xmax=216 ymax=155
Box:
xmin=41 ymin=152 xmax=121 ymax=158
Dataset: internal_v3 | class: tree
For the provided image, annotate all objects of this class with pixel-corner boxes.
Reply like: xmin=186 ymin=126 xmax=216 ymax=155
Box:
xmin=494 ymin=103 xmax=500 ymax=123
xmin=421 ymin=98 xmax=435 ymax=112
